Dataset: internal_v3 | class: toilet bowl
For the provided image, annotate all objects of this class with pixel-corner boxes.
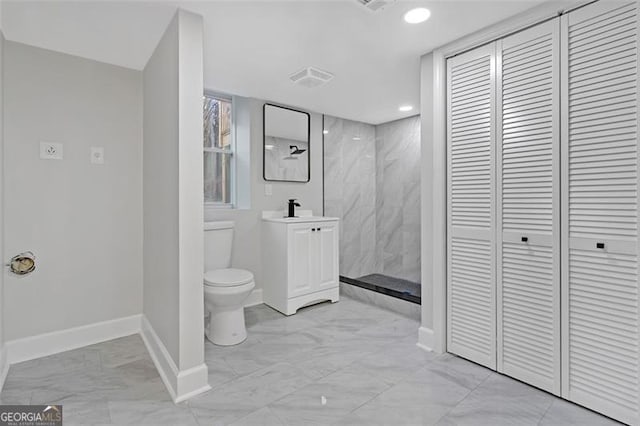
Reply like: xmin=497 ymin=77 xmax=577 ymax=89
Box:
xmin=204 ymin=268 xmax=255 ymax=345
xmin=204 ymin=221 xmax=255 ymax=346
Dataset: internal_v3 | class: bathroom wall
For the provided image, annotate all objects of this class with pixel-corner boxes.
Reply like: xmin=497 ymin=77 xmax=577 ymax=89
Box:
xmin=323 ymin=116 xmax=377 ymax=278
xmin=375 ymin=115 xmax=421 ymax=282
xmin=323 ymin=115 xmax=421 ymax=283
xmin=3 ymin=41 xmax=143 ymax=341
xmin=142 ymin=9 xmax=207 ymax=385
xmin=0 ymin=29 xmax=6 ymax=382
xmin=143 ymin=11 xmax=179 ymax=362
xmin=420 ymin=53 xmax=434 ymax=339
xmin=205 ymin=98 xmax=324 ymax=299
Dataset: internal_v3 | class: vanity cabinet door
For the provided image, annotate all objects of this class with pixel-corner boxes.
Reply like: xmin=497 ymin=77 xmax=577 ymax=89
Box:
xmin=287 ymin=224 xmax=314 ymax=298
xmin=316 ymin=222 xmax=339 ymax=291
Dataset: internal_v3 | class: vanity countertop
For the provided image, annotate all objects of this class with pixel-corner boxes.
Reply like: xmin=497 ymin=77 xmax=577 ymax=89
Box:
xmin=262 ymin=210 xmax=339 ymax=224
xmin=263 ymin=216 xmax=340 ymax=224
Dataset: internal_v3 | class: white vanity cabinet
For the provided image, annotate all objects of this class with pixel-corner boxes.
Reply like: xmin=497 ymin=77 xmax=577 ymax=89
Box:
xmin=262 ymin=214 xmax=339 ymax=315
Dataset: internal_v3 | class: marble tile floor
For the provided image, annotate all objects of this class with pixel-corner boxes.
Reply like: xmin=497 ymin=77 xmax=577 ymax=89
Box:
xmin=1 ymin=295 xmax=620 ymax=425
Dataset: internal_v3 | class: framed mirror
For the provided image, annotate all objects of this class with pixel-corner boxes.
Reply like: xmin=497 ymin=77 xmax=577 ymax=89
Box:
xmin=263 ymin=103 xmax=310 ymax=182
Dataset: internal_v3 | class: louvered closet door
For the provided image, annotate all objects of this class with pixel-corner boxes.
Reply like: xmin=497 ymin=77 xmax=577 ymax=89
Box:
xmin=446 ymin=43 xmax=497 ymax=370
xmin=496 ymin=20 xmax=561 ymax=395
xmin=562 ymin=2 xmax=640 ymax=424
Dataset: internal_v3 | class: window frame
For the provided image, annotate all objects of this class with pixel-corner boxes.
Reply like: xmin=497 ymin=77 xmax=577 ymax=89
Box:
xmin=203 ymin=91 xmax=236 ymax=209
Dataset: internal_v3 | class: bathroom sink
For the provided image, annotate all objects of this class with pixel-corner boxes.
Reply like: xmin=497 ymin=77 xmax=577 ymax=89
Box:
xmin=262 ymin=216 xmax=339 ymax=224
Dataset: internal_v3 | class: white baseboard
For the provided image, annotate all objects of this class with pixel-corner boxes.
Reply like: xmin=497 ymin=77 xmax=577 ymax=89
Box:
xmin=1 ymin=314 xmax=211 ymax=403
xmin=6 ymin=314 xmax=142 ymax=365
xmin=0 ymin=347 xmax=9 ymax=393
xmin=417 ymin=326 xmax=435 ymax=353
xmin=140 ymin=316 xmax=210 ymax=403
xmin=175 ymin=363 xmax=210 ymax=403
xmin=140 ymin=316 xmax=178 ymax=400
xmin=244 ymin=288 xmax=263 ymax=307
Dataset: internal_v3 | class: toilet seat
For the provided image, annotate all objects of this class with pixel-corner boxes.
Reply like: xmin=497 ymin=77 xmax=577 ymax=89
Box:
xmin=204 ymin=268 xmax=254 ymax=288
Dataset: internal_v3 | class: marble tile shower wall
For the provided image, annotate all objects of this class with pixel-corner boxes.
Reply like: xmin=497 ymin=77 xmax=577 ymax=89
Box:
xmin=323 ymin=116 xmax=377 ymax=278
xmin=323 ymin=115 xmax=420 ymax=283
xmin=375 ymin=115 xmax=421 ymax=283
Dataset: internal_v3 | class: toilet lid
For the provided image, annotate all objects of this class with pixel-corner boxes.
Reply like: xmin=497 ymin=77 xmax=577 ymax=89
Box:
xmin=204 ymin=268 xmax=254 ymax=287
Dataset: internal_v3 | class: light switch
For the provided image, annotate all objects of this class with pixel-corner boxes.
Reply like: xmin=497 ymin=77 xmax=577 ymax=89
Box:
xmin=40 ymin=142 xmax=63 ymax=160
xmin=91 ymin=147 xmax=104 ymax=164
xmin=265 ymin=184 xmax=273 ymax=196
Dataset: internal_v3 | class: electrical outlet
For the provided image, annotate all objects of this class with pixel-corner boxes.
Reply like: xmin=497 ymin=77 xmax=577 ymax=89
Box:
xmin=40 ymin=142 xmax=63 ymax=160
xmin=91 ymin=147 xmax=104 ymax=164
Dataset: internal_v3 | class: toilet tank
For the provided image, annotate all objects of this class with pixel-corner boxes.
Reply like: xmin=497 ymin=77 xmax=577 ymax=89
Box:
xmin=204 ymin=221 xmax=234 ymax=271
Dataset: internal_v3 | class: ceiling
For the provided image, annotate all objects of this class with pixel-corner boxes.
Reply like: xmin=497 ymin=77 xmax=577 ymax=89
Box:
xmin=2 ymin=0 xmax=547 ymax=124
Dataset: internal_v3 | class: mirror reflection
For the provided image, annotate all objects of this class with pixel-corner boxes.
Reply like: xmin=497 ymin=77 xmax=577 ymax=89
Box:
xmin=263 ymin=104 xmax=310 ymax=182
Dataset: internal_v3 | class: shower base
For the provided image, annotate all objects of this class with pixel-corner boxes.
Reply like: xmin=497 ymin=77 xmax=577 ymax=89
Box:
xmin=340 ymin=273 xmax=420 ymax=304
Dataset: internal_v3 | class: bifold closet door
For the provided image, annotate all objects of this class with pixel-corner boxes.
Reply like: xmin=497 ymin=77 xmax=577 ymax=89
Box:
xmin=446 ymin=43 xmax=497 ymax=370
xmin=496 ymin=20 xmax=561 ymax=395
xmin=562 ymin=2 xmax=640 ymax=424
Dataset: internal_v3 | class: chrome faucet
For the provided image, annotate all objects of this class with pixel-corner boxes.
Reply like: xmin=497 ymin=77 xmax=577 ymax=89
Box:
xmin=287 ymin=199 xmax=301 ymax=218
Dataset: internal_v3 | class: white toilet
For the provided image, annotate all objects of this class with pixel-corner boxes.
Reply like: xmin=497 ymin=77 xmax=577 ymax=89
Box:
xmin=204 ymin=221 xmax=255 ymax=346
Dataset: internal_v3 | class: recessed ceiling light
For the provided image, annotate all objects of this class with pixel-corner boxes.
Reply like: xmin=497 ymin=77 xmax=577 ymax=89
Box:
xmin=399 ymin=105 xmax=414 ymax=112
xmin=404 ymin=8 xmax=431 ymax=24
xmin=265 ymin=144 xmax=275 ymax=150
xmin=323 ymin=130 xmax=329 ymax=134
xmin=352 ymin=136 xmax=361 ymax=141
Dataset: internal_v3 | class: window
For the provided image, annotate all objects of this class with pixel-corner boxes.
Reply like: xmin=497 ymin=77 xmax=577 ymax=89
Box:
xmin=203 ymin=94 xmax=233 ymax=205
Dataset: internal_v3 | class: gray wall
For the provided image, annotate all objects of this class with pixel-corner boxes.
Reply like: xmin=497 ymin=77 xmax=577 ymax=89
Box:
xmin=323 ymin=116 xmax=377 ymax=278
xmin=376 ymin=116 xmax=421 ymax=283
xmin=142 ymin=10 xmax=206 ymax=371
xmin=143 ymin=15 xmax=180 ymax=363
xmin=323 ymin=115 xmax=421 ymax=283
xmin=175 ymin=10 xmax=206 ymax=372
xmin=420 ymin=53 xmax=434 ymax=331
xmin=0 ymin=30 xmax=5 ymax=371
xmin=206 ymin=98 xmax=324 ymax=295
xmin=3 ymin=41 xmax=143 ymax=341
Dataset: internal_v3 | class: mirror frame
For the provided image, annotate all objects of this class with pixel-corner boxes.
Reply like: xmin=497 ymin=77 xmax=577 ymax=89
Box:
xmin=263 ymin=103 xmax=311 ymax=183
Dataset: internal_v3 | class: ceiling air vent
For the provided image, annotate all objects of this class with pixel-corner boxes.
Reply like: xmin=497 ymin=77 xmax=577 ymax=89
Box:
xmin=289 ymin=67 xmax=334 ymax=88
xmin=355 ymin=0 xmax=397 ymax=12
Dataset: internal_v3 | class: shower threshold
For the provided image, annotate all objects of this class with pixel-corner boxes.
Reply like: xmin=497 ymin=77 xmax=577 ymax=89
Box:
xmin=340 ymin=274 xmax=420 ymax=304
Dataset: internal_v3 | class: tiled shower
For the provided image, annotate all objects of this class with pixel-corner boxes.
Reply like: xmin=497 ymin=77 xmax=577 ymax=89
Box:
xmin=323 ymin=114 xmax=421 ymax=301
